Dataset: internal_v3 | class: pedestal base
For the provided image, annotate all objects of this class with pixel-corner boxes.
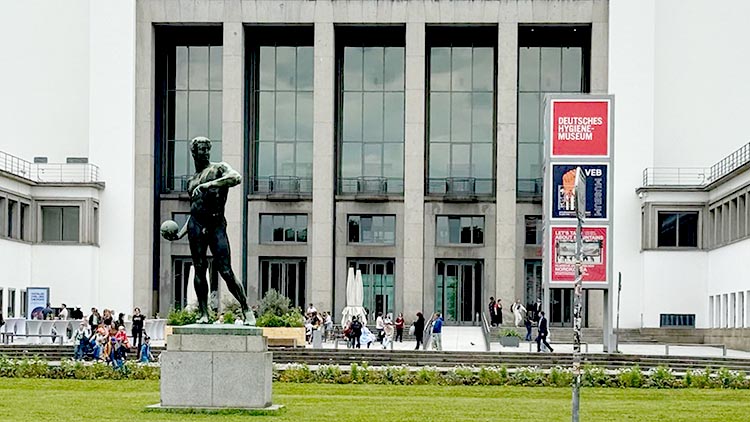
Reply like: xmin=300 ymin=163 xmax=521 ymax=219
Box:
xmin=146 ymin=403 xmax=284 ymax=415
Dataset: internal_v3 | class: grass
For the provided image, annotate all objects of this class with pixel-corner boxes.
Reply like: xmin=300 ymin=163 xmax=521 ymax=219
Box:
xmin=1 ymin=379 xmax=749 ymax=422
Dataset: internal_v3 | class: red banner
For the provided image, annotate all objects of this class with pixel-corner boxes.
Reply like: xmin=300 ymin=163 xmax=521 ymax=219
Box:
xmin=551 ymin=100 xmax=609 ymax=157
xmin=550 ymin=226 xmax=607 ymax=283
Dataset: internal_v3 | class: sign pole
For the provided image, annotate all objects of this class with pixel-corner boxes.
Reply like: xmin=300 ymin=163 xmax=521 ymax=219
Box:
xmin=571 ymin=167 xmax=586 ymax=422
xmin=616 ymin=272 xmax=622 ymax=352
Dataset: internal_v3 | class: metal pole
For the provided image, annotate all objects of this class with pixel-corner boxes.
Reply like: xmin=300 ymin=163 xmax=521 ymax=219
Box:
xmin=571 ymin=167 xmax=586 ymax=422
xmin=616 ymin=272 xmax=622 ymax=352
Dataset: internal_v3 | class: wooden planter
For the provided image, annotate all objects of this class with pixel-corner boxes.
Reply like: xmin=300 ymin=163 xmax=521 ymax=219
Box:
xmin=261 ymin=327 xmax=306 ymax=347
xmin=500 ymin=336 xmax=520 ymax=347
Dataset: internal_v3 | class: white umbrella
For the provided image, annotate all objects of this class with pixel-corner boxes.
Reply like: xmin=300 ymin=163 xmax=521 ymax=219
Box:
xmin=341 ymin=267 xmax=368 ymax=326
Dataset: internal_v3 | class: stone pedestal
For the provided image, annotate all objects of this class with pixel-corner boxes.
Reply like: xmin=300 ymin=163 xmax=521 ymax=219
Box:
xmin=153 ymin=324 xmax=280 ymax=412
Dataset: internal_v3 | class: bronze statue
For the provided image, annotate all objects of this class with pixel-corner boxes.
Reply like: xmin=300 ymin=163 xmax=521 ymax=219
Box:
xmin=162 ymin=136 xmax=254 ymax=325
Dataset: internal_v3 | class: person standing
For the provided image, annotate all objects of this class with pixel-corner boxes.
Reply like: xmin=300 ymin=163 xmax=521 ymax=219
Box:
xmin=375 ymin=312 xmax=385 ymax=343
xmin=59 ymin=304 xmax=69 ymax=320
xmin=488 ymin=297 xmax=497 ymax=327
xmin=88 ymin=308 xmax=101 ymax=334
xmin=350 ymin=316 xmax=363 ymax=349
xmin=536 ymin=311 xmax=553 ymax=353
xmin=431 ymin=313 xmax=444 ymax=351
xmin=413 ymin=312 xmax=425 ymax=350
xmin=131 ymin=307 xmax=146 ymax=356
xmin=495 ymin=299 xmax=503 ymax=326
xmin=524 ymin=313 xmax=533 ymax=341
xmin=512 ymin=299 xmax=527 ymax=327
xmin=395 ymin=313 xmax=405 ymax=342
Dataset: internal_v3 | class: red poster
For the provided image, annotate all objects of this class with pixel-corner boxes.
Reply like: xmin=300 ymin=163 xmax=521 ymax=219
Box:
xmin=551 ymin=100 xmax=609 ymax=157
xmin=550 ymin=226 xmax=607 ymax=283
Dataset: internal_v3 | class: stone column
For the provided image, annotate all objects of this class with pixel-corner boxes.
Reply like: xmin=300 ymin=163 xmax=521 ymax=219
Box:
xmin=403 ymin=22 xmax=426 ymax=318
xmin=496 ymin=23 xmax=518 ymax=310
xmin=221 ymin=22 xmax=246 ymax=303
xmin=311 ymin=22 xmax=335 ymax=312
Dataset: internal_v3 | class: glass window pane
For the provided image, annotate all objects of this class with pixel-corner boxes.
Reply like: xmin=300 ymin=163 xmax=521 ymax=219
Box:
xmin=448 ymin=217 xmax=460 ymax=244
xmin=42 ymin=207 xmax=61 ymax=241
xmin=472 ymin=93 xmax=493 ymax=142
xmin=188 ymin=91 xmax=209 ymax=138
xmin=174 ymin=140 xmax=188 ymax=179
xmin=363 ymin=47 xmax=384 ymax=90
xmin=259 ymin=47 xmax=275 ymax=90
xmin=175 ymin=91 xmax=188 ymax=140
xmin=658 ymin=212 xmax=678 ymax=247
xmin=451 ymin=144 xmax=471 ymax=177
xmin=344 ymin=47 xmax=363 ymax=91
xmin=296 ymin=46 xmax=314 ymax=90
xmin=382 ymin=143 xmax=403 ymax=179
xmin=383 ymin=93 xmax=404 ymax=141
xmin=209 ymin=46 xmax=222 ymax=90
xmin=343 ymin=92 xmax=362 ymax=142
xmin=256 ymin=141 xmax=274 ymax=177
xmin=384 ymin=47 xmax=404 ymax=90
xmin=363 ymin=93 xmax=384 ymax=142
xmin=209 ymin=92 xmax=222 ymax=139
xmin=348 ymin=216 xmax=360 ymax=243
xmin=341 ymin=143 xmax=361 ymax=178
xmin=273 ymin=215 xmax=284 ymax=241
xmin=678 ymin=212 xmax=699 ymax=247
xmin=372 ymin=216 xmax=384 ymax=242
xmin=188 ymin=46 xmax=209 ymax=90
xmin=472 ymin=47 xmax=494 ymax=91
xmin=436 ymin=216 xmax=449 ymax=244
xmin=518 ymin=93 xmax=541 ymax=143
xmin=176 ymin=46 xmax=189 ymax=90
xmin=460 ymin=217 xmax=472 ymax=243
xmin=430 ymin=47 xmax=451 ymax=91
xmin=472 ymin=144 xmax=493 ymax=179
xmin=285 ymin=215 xmax=296 ymax=241
xmin=473 ymin=217 xmax=484 ymax=244
xmin=363 ymin=143 xmax=382 ymax=177
xmin=62 ymin=207 xmax=79 ymax=242
xmin=451 ymin=93 xmax=471 ymax=141
xmin=384 ymin=216 xmax=395 ymax=243
xmin=276 ymin=46 xmax=296 ymax=90
xmin=296 ymin=92 xmax=313 ymax=141
xmin=517 ymin=143 xmax=541 ymax=180
xmin=429 ymin=93 xmax=451 ymax=142
xmin=361 ymin=217 xmax=373 ymax=243
xmin=276 ymin=142 xmax=295 ymax=176
xmin=296 ymin=143 xmax=312 ymax=179
xmin=209 ymin=141 xmax=222 ymax=162
xmin=518 ymin=47 xmax=540 ymax=91
xmin=260 ymin=215 xmax=272 ymax=242
xmin=275 ymin=92 xmax=295 ymax=141
xmin=451 ymin=47 xmax=472 ymax=91
xmin=258 ymin=92 xmax=275 ymax=140
xmin=297 ymin=215 xmax=308 ymax=242
xmin=429 ymin=144 xmax=450 ymax=178
xmin=561 ymin=47 xmax=582 ymax=92
xmin=540 ymin=47 xmax=561 ymax=91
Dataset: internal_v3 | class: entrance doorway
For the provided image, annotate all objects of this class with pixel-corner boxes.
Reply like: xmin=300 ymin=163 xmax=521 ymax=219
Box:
xmin=173 ymin=257 xmax=220 ymax=311
xmin=550 ymin=288 xmax=589 ymax=327
xmin=348 ymin=259 xmax=395 ymax=318
xmin=524 ymin=260 xmax=542 ymax=307
xmin=435 ymin=260 xmax=482 ymax=324
xmin=259 ymin=258 xmax=306 ymax=309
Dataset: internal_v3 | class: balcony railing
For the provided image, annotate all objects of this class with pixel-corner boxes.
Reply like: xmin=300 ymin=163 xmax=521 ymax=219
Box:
xmin=709 ymin=141 xmax=750 ymax=182
xmin=643 ymin=141 xmax=750 ymax=187
xmin=338 ymin=177 xmax=404 ymax=196
xmin=426 ymin=177 xmax=495 ymax=199
xmin=517 ymin=178 xmax=543 ymax=200
xmin=253 ymin=176 xmax=312 ymax=195
xmin=0 ymin=150 xmax=101 ymax=184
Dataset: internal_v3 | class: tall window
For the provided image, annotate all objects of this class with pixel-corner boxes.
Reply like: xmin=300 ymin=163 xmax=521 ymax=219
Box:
xmin=517 ymin=25 xmax=590 ymax=198
xmin=525 ymin=215 xmax=543 ymax=245
xmin=348 ymin=215 xmax=396 ymax=245
xmin=252 ymin=27 xmax=314 ymax=194
xmin=427 ymin=27 xmax=496 ymax=196
xmin=158 ymin=27 xmax=223 ymax=192
xmin=41 ymin=206 xmax=79 ymax=242
xmin=260 ymin=214 xmax=308 ymax=243
xmin=436 ymin=216 xmax=484 ymax=245
xmin=338 ymin=28 xmax=405 ymax=195
xmin=7 ymin=200 xmax=16 ymax=238
xmin=658 ymin=211 xmax=699 ymax=247
xmin=260 ymin=259 xmax=306 ymax=309
xmin=7 ymin=288 xmax=15 ymax=317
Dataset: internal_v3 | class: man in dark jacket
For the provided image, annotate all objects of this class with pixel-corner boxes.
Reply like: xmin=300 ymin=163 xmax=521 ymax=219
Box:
xmin=488 ymin=297 xmax=497 ymax=327
xmin=350 ymin=316 xmax=362 ymax=349
xmin=536 ymin=311 xmax=553 ymax=352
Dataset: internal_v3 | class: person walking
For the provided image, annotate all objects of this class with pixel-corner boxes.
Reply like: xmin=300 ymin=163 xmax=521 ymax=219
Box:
xmin=488 ymin=297 xmax=497 ymax=327
xmin=512 ymin=299 xmax=527 ymax=327
xmin=375 ymin=312 xmax=385 ymax=343
xmin=413 ymin=312 xmax=425 ymax=350
xmin=536 ymin=311 xmax=553 ymax=352
xmin=430 ymin=313 xmax=444 ymax=351
xmin=394 ymin=313 xmax=405 ymax=342
xmin=524 ymin=313 xmax=533 ymax=341
xmin=350 ymin=316 xmax=363 ymax=349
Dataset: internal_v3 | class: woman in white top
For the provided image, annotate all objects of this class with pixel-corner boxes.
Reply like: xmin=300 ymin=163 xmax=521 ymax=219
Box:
xmin=512 ymin=299 xmax=527 ymax=327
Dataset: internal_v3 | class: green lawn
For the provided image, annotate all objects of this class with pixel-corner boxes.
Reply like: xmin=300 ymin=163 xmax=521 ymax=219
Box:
xmin=1 ymin=379 xmax=749 ymax=422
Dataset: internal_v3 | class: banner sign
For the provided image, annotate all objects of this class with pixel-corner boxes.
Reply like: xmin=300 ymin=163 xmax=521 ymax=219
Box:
xmin=551 ymin=164 xmax=608 ymax=220
xmin=26 ymin=287 xmax=49 ymax=319
xmin=550 ymin=226 xmax=607 ymax=283
xmin=551 ymin=100 xmax=610 ymax=157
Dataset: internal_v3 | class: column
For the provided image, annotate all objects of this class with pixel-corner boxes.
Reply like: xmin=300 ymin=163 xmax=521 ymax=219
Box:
xmin=311 ymin=22 xmax=335 ymax=312
xmin=403 ymin=22 xmax=426 ymax=317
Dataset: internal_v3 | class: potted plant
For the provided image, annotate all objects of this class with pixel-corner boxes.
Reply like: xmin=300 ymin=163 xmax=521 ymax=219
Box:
xmin=255 ymin=290 xmax=305 ymax=347
xmin=499 ymin=328 xmax=522 ymax=347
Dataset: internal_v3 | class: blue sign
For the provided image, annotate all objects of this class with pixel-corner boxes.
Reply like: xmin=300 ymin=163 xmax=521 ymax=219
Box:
xmin=26 ymin=287 xmax=49 ymax=320
xmin=551 ymin=164 xmax=608 ymax=219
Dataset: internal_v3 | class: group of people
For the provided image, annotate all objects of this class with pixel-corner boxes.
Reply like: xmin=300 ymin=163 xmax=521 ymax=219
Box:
xmin=341 ymin=311 xmax=444 ymax=351
xmin=72 ymin=306 xmax=153 ymax=365
xmin=506 ymin=298 xmax=553 ymax=353
xmin=303 ymin=304 xmax=334 ymax=344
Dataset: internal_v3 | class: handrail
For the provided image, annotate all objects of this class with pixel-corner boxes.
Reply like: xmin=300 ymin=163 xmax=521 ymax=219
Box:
xmin=642 ymin=141 xmax=750 ymax=187
xmin=0 ymin=150 xmax=101 ymax=184
xmin=480 ymin=311 xmax=491 ymax=352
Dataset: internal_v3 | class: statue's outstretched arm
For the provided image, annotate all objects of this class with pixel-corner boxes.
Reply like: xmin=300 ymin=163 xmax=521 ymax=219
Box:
xmin=176 ymin=216 xmax=190 ymax=240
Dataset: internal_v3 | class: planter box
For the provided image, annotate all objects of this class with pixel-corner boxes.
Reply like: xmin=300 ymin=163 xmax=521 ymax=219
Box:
xmin=165 ymin=325 xmax=173 ymax=344
xmin=261 ymin=327 xmax=305 ymax=347
xmin=500 ymin=336 xmax=520 ymax=347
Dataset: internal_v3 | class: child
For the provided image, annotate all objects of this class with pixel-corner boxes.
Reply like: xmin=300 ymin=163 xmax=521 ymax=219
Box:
xmin=139 ymin=336 xmax=154 ymax=363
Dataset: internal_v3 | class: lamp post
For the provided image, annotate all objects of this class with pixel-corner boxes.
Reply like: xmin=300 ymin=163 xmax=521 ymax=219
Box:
xmin=571 ymin=167 xmax=586 ymax=422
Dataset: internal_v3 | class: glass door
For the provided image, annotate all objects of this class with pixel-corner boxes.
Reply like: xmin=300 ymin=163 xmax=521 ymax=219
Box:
xmin=260 ymin=258 xmax=306 ymax=309
xmin=524 ymin=260 xmax=542 ymax=307
xmin=348 ymin=259 xmax=395 ymax=318
xmin=550 ymin=288 xmax=588 ymax=327
xmin=435 ymin=260 xmax=482 ymax=324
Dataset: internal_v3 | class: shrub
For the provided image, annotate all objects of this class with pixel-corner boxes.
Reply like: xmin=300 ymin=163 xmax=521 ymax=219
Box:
xmin=617 ymin=366 xmax=644 ymax=388
xmin=646 ymin=366 xmax=677 ymax=389
xmin=549 ymin=366 xmax=574 ymax=387
xmin=477 ymin=366 xmax=507 ymax=386
xmin=259 ymin=289 xmax=291 ymax=317
xmin=445 ymin=366 xmax=477 ymax=386
xmin=511 ymin=366 xmax=547 ymax=387
xmin=716 ymin=368 xmax=746 ymax=389
xmin=221 ymin=297 xmax=243 ymax=317
xmin=582 ymin=364 xmax=610 ymax=387
xmin=166 ymin=307 xmax=199 ymax=326
xmin=383 ymin=365 xmax=411 ymax=385
xmin=415 ymin=366 xmax=440 ymax=385
xmin=500 ymin=328 xmax=522 ymax=338
xmin=277 ymin=364 xmax=314 ymax=383
xmin=222 ymin=310 xmax=236 ymax=324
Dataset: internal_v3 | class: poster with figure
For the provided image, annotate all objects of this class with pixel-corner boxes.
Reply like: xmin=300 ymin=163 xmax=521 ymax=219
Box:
xmin=550 ymin=226 xmax=607 ymax=283
xmin=551 ymin=164 xmax=608 ymax=220
xmin=26 ymin=287 xmax=49 ymax=319
xmin=551 ymin=99 xmax=610 ymax=157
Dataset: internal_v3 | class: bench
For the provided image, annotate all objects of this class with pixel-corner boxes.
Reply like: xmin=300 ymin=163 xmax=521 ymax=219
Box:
xmin=267 ymin=337 xmax=298 ymax=348
xmin=665 ymin=343 xmax=726 ymax=357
